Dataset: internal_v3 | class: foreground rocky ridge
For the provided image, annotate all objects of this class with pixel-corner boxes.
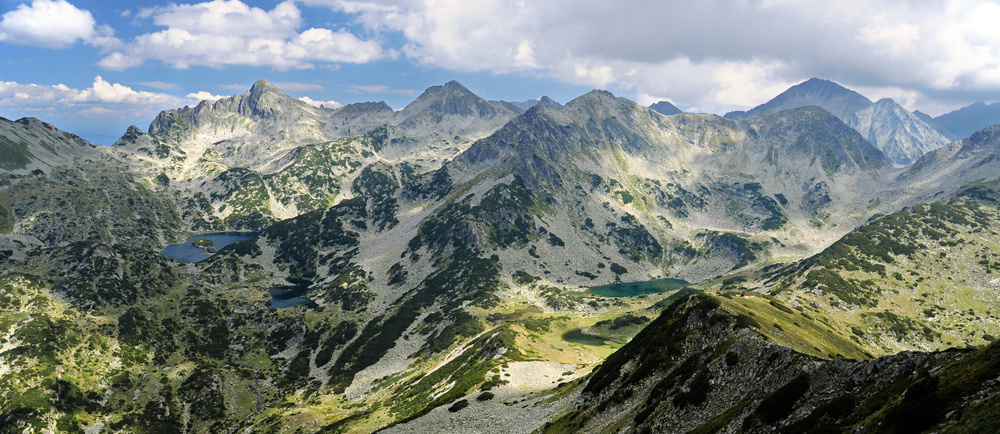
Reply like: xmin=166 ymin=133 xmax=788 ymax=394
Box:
xmin=545 ymin=293 xmax=1000 ymax=433
xmin=1 ymin=79 xmax=1000 ymax=432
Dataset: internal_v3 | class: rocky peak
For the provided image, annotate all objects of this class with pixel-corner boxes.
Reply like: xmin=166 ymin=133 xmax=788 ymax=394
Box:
xmin=238 ymin=79 xmax=300 ymax=118
xmin=650 ymin=100 xmax=682 ymax=115
xmin=402 ymin=80 xmax=507 ymax=117
xmin=113 ymin=125 xmax=147 ymax=147
xmin=846 ymin=98 xmax=950 ymax=166
xmin=536 ymin=96 xmax=562 ymax=109
xmin=563 ymin=89 xmax=636 ymax=119
xmin=728 ymin=77 xmax=873 ymax=121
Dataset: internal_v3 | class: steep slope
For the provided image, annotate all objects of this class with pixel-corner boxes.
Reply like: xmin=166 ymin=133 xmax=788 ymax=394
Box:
xmin=893 ymin=123 xmax=1000 ymax=206
xmin=545 ymin=191 xmax=1000 ymax=433
xmin=544 ymin=293 xmax=1000 ymax=434
xmin=759 ymin=194 xmax=1000 ymax=354
xmin=0 ymin=117 xmax=101 ymax=172
xmin=915 ymin=109 xmax=959 ymax=140
xmin=934 ymin=101 xmax=1000 ymax=139
xmin=724 ymin=78 xmax=872 ymax=121
xmin=0 ymin=119 xmax=182 ymax=309
xmin=847 ymin=98 xmax=951 ymax=165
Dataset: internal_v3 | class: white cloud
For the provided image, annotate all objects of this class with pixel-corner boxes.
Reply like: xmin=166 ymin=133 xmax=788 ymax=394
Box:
xmin=72 ymin=76 xmax=176 ymax=105
xmin=0 ymin=0 xmax=117 ymax=48
xmin=153 ymin=0 xmax=301 ymax=39
xmin=309 ymin=0 xmax=1000 ymax=114
xmin=0 ymin=76 xmax=178 ymax=108
xmin=299 ymin=96 xmax=341 ymax=108
xmin=98 ymin=0 xmax=387 ymax=70
xmin=186 ymin=91 xmax=226 ymax=102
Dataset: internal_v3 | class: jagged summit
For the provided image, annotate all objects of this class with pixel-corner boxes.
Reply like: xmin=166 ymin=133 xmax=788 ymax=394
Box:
xmin=649 ymin=100 xmax=682 ymax=115
xmin=237 ymin=79 xmax=306 ymax=118
xmin=113 ymin=125 xmax=146 ymax=147
xmin=561 ymin=89 xmax=637 ymax=118
xmin=728 ymin=78 xmax=950 ymax=164
xmin=402 ymin=80 xmax=513 ymax=118
xmin=846 ymin=98 xmax=951 ymax=166
xmin=536 ymin=96 xmax=561 ymax=109
xmin=146 ymin=79 xmax=314 ymax=137
xmin=727 ymin=77 xmax=873 ymax=121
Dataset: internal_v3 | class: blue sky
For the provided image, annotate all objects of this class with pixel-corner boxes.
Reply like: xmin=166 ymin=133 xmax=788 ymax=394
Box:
xmin=3 ymin=0 xmax=1000 ymax=145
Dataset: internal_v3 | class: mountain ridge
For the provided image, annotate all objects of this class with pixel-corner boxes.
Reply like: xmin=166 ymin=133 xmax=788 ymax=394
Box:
xmin=4 ymin=79 xmax=1000 ymax=433
xmin=725 ymin=78 xmax=950 ymax=165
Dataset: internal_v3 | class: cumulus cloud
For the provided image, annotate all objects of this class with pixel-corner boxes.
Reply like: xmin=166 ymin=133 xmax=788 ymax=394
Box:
xmin=0 ymin=76 xmax=178 ymax=107
xmin=98 ymin=0 xmax=387 ymax=70
xmin=186 ymin=91 xmax=227 ymax=102
xmin=0 ymin=0 xmax=117 ymax=48
xmin=299 ymin=96 xmax=342 ymax=108
xmin=308 ymin=0 xmax=1000 ymax=114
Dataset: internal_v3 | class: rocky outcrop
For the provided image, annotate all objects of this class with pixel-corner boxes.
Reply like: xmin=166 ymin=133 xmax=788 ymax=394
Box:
xmin=650 ymin=101 xmax=682 ymax=116
xmin=846 ymin=98 xmax=951 ymax=165
xmin=544 ymin=294 xmax=1000 ymax=434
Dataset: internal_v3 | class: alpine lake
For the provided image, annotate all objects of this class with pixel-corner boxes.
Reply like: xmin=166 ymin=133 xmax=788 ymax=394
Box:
xmin=161 ymin=232 xmax=315 ymax=309
xmin=562 ymin=278 xmax=690 ymax=346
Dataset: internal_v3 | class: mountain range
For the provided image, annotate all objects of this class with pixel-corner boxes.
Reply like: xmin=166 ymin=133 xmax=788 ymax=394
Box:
xmin=2 ymin=77 xmax=1000 ymax=433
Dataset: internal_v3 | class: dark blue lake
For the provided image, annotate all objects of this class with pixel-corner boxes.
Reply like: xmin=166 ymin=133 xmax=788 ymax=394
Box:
xmin=268 ymin=279 xmax=316 ymax=309
xmin=161 ymin=232 xmax=257 ymax=263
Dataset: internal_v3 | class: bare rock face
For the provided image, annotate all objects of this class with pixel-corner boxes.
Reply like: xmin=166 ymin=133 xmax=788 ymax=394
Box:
xmin=846 ymin=98 xmax=951 ymax=166
xmin=727 ymin=78 xmax=950 ymax=165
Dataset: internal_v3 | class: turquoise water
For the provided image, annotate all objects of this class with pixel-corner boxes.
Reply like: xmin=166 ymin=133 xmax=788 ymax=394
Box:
xmin=587 ymin=278 xmax=688 ymax=297
xmin=161 ymin=232 xmax=257 ymax=263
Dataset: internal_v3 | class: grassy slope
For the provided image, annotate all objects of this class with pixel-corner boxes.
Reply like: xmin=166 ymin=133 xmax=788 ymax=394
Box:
xmin=752 ymin=196 xmax=1000 ymax=355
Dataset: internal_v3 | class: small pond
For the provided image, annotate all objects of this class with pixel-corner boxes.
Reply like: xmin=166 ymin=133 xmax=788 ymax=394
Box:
xmin=268 ymin=279 xmax=316 ymax=309
xmin=587 ymin=278 xmax=688 ymax=297
xmin=161 ymin=232 xmax=257 ymax=263
xmin=561 ymin=329 xmax=610 ymax=346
